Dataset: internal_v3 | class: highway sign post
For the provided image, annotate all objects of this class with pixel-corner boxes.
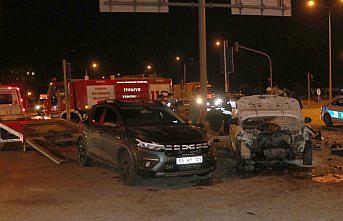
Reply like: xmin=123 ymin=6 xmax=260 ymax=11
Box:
xmin=99 ymin=0 xmax=291 ymax=120
xmin=231 ymin=0 xmax=292 ymax=16
xmin=100 ymin=0 xmax=169 ymax=13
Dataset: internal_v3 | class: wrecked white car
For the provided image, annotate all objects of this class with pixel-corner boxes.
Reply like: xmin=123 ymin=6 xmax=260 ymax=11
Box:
xmin=229 ymin=95 xmax=312 ymax=170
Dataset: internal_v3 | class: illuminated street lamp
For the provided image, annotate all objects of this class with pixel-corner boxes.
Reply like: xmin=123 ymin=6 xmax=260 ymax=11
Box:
xmin=307 ymin=0 xmax=343 ymax=100
xmin=85 ymin=62 xmax=99 ymax=79
xmin=307 ymin=0 xmax=315 ymax=7
xmin=146 ymin=65 xmax=152 ymax=70
xmin=175 ymin=56 xmax=187 ymax=84
xmin=215 ymin=40 xmax=229 ymax=93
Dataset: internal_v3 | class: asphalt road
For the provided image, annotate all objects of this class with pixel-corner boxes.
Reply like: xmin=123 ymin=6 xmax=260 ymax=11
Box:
xmin=1 ymin=146 xmax=343 ymax=221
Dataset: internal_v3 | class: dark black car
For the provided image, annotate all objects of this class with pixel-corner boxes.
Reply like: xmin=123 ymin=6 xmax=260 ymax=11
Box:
xmin=78 ymin=100 xmax=216 ymax=185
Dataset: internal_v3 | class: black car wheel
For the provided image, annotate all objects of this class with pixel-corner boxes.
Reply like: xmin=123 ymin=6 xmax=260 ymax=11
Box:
xmin=303 ymin=141 xmax=313 ymax=166
xmin=324 ymin=114 xmax=333 ymax=127
xmin=78 ymin=138 xmax=92 ymax=167
xmin=119 ymin=150 xmax=141 ymax=186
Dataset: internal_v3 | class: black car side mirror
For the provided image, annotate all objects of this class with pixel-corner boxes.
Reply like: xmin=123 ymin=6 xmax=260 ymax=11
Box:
xmin=304 ymin=117 xmax=312 ymax=124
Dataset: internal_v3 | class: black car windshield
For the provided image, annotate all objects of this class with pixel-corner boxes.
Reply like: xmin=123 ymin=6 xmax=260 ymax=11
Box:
xmin=119 ymin=106 xmax=186 ymax=126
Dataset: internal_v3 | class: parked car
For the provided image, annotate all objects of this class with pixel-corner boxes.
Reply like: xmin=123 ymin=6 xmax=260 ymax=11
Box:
xmin=321 ymin=96 xmax=343 ymax=127
xmin=78 ymin=100 xmax=216 ymax=185
xmin=229 ymin=95 xmax=313 ymax=170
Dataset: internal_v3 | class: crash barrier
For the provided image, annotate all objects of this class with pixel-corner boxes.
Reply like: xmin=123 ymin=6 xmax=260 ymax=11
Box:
xmin=0 ymin=119 xmax=80 ymax=164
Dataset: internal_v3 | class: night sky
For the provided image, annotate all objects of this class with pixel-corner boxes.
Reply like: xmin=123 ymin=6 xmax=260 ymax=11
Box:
xmin=0 ymin=0 xmax=342 ymax=94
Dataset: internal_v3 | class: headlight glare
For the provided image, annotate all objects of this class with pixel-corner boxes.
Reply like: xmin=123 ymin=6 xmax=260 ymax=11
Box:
xmin=135 ymin=139 xmax=164 ymax=151
xmin=214 ymin=98 xmax=223 ymax=106
xmin=196 ymin=97 xmax=203 ymax=105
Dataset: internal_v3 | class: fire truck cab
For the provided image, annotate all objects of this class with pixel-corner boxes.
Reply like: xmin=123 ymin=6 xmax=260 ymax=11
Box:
xmin=45 ymin=78 xmax=172 ymax=122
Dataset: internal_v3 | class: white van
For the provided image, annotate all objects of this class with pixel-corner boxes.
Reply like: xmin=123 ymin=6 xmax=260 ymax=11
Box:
xmin=0 ymin=86 xmax=24 ymax=121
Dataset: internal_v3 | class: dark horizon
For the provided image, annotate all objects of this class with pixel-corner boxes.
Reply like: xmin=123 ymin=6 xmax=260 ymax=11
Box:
xmin=0 ymin=0 xmax=342 ymax=94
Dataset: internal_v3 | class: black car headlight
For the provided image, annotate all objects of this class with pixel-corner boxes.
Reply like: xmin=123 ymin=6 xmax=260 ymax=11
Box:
xmin=135 ymin=139 xmax=165 ymax=151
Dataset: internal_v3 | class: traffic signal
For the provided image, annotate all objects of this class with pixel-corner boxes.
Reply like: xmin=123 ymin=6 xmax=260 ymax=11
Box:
xmin=226 ymin=46 xmax=235 ymax=73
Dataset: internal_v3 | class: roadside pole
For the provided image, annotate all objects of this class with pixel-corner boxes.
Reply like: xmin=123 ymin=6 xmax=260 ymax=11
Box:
xmin=63 ymin=59 xmax=71 ymax=121
xmin=328 ymin=10 xmax=332 ymax=100
xmin=307 ymin=72 xmax=311 ymax=106
xmin=198 ymin=0 xmax=208 ymax=122
xmin=183 ymin=62 xmax=187 ymax=84
xmin=223 ymin=40 xmax=228 ymax=93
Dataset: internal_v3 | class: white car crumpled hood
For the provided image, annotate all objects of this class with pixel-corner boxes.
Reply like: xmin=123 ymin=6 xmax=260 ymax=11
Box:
xmin=236 ymin=95 xmax=304 ymax=122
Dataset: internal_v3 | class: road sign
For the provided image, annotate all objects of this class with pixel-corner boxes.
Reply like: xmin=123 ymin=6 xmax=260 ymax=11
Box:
xmin=99 ymin=0 xmax=169 ymax=13
xmin=231 ymin=0 xmax=291 ymax=16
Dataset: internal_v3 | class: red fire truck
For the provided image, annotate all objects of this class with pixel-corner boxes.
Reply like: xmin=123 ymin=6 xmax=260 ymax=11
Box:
xmin=44 ymin=77 xmax=172 ymax=122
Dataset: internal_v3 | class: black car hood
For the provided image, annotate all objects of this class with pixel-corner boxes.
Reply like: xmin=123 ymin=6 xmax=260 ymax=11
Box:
xmin=127 ymin=125 xmax=207 ymax=145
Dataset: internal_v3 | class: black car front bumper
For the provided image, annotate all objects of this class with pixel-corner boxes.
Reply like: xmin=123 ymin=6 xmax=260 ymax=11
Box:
xmin=136 ymin=148 xmax=216 ymax=177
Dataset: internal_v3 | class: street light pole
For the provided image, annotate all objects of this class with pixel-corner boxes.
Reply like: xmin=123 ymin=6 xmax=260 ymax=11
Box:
xmin=63 ymin=59 xmax=71 ymax=121
xmin=85 ymin=68 xmax=89 ymax=79
xmin=183 ymin=62 xmax=187 ymax=83
xmin=329 ymin=10 xmax=333 ymax=100
xmin=223 ymin=40 xmax=229 ymax=93
xmin=308 ymin=72 xmax=311 ymax=106
xmin=198 ymin=0 xmax=208 ymax=105
xmin=307 ymin=0 xmax=343 ymax=99
xmin=237 ymin=44 xmax=273 ymax=88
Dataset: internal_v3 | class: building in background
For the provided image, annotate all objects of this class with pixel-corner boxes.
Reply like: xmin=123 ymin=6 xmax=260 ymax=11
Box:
xmin=0 ymin=67 xmax=37 ymax=111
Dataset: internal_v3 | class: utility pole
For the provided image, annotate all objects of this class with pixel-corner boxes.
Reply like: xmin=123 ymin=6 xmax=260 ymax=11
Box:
xmin=183 ymin=62 xmax=187 ymax=84
xmin=223 ymin=40 xmax=229 ymax=93
xmin=328 ymin=10 xmax=332 ymax=100
xmin=63 ymin=59 xmax=71 ymax=121
xmin=198 ymin=0 xmax=208 ymax=110
xmin=307 ymin=72 xmax=311 ymax=106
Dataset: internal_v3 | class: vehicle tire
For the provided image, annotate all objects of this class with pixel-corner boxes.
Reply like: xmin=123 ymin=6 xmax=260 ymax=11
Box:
xmin=303 ymin=141 xmax=313 ymax=166
xmin=323 ymin=114 xmax=333 ymax=127
xmin=118 ymin=150 xmax=141 ymax=186
xmin=78 ymin=138 xmax=92 ymax=167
